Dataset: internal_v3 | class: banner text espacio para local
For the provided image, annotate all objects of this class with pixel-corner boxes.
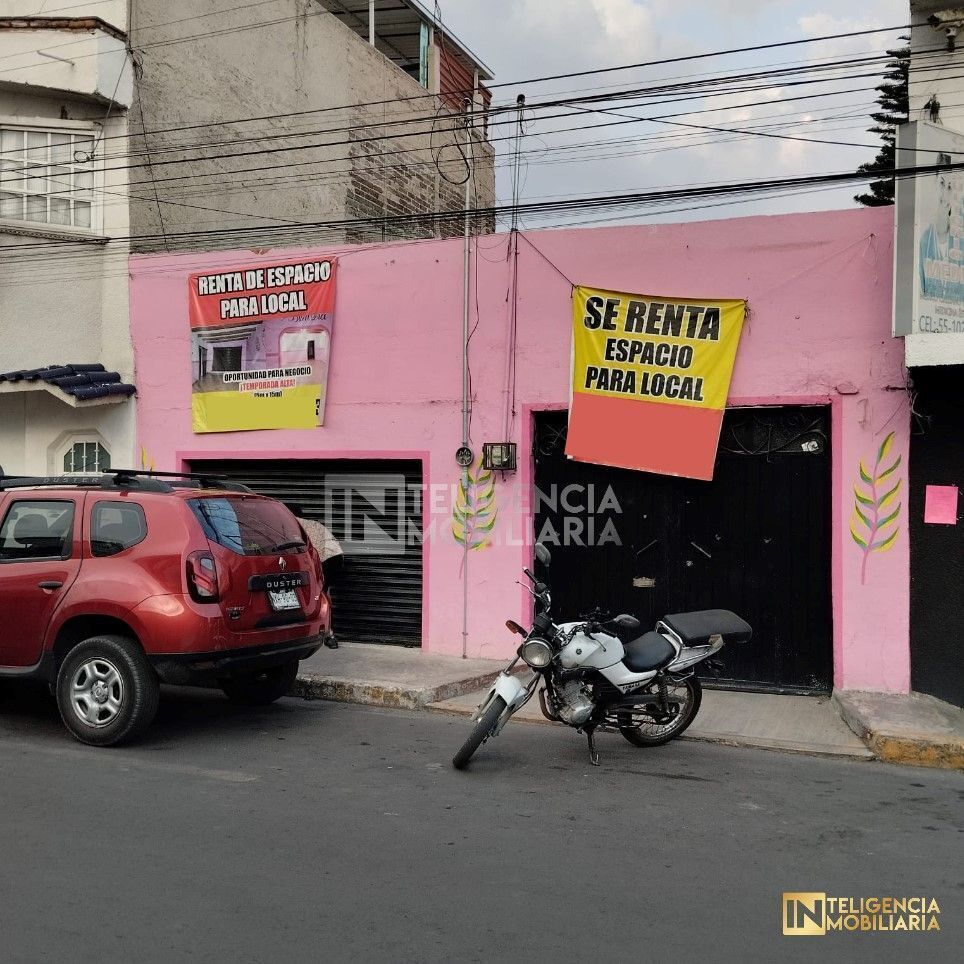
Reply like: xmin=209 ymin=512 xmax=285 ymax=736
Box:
xmin=195 ymin=261 xmax=332 ymax=320
xmin=580 ymin=294 xmax=720 ymax=402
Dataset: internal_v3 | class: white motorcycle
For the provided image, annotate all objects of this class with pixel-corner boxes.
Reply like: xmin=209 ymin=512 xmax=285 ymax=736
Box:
xmin=452 ymin=543 xmax=752 ymax=769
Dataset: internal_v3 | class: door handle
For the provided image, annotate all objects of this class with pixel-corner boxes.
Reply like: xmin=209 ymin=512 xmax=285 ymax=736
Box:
xmin=38 ymin=580 xmax=63 ymax=590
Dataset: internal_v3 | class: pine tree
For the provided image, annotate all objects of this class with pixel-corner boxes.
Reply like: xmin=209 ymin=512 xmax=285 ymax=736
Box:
xmin=854 ymin=44 xmax=910 ymax=206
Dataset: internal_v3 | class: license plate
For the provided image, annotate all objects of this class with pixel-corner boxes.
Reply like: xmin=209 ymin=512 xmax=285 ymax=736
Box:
xmin=268 ymin=588 xmax=300 ymax=611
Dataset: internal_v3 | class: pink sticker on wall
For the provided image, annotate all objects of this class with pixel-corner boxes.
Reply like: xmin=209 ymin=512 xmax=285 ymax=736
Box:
xmin=924 ymin=485 xmax=959 ymax=525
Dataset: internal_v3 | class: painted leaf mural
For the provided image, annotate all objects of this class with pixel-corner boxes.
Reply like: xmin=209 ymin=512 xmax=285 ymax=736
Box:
xmin=452 ymin=458 xmax=497 ymax=552
xmin=850 ymin=431 xmax=901 ymax=585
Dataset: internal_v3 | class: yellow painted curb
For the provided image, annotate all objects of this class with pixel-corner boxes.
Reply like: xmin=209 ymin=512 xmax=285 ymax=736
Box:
xmin=870 ymin=735 xmax=964 ymax=770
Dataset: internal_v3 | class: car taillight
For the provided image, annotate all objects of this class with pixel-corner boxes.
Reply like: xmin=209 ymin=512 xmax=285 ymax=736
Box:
xmin=186 ymin=550 xmax=220 ymax=602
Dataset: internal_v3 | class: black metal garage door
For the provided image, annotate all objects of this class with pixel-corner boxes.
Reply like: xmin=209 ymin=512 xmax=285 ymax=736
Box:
xmin=534 ymin=408 xmax=832 ymax=693
xmin=190 ymin=459 xmax=423 ymax=646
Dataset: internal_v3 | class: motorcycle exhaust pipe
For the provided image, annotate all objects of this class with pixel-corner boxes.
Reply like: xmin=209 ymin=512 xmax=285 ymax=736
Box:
xmin=611 ymin=693 xmax=684 ymax=709
xmin=538 ymin=687 xmax=561 ymax=722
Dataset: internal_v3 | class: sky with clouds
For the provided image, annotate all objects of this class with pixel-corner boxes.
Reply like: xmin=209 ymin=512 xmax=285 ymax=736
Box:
xmin=438 ymin=0 xmax=909 ymax=225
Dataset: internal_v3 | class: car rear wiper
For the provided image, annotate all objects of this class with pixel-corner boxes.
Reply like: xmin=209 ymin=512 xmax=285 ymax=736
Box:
xmin=271 ymin=540 xmax=306 ymax=552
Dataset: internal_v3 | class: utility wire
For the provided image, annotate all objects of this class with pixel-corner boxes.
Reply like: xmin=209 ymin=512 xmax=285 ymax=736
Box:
xmin=7 ymin=156 xmax=964 ymax=260
xmin=43 ymin=37 xmax=921 ymax=151
xmin=3 ymin=48 xmax=928 ymax=171
xmin=0 ymin=17 xmax=911 ymax=131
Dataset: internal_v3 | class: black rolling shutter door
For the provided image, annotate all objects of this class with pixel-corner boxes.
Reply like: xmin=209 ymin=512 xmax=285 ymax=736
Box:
xmin=190 ymin=459 xmax=423 ymax=646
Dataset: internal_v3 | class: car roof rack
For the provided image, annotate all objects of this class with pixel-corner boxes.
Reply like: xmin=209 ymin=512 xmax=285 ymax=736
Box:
xmin=0 ymin=473 xmax=173 ymax=493
xmin=117 ymin=470 xmax=254 ymax=493
xmin=0 ymin=470 xmax=253 ymax=494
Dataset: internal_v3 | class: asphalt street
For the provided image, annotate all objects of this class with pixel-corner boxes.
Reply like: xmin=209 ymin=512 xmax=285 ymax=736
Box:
xmin=0 ymin=680 xmax=960 ymax=964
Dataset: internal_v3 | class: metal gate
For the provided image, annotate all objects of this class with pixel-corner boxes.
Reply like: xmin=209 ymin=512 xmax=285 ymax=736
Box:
xmin=533 ymin=408 xmax=832 ymax=693
xmin=190 ymin=459 xmax=423 ymax=646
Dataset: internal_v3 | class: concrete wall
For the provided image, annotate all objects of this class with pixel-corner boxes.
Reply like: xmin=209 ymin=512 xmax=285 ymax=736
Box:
xmin=0 ymin=396 xmax=26 ymax=474
xmin=0 ymin=392 xmax=134 ymax=477
xmin=128 ymin=0 xmax=495 ymax=251
xmin=0 ymin=92 xmax=131 ymax=365
xmin=130 ymin=207 xmax=911 ymax=694
xmin=0 ymin=28 xmax=131 ymax=107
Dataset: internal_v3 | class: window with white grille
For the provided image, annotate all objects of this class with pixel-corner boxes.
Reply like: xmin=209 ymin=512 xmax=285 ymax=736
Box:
xmin=63 ymin=441 xmax=111 ymax=474
xmin=0 ymin=127 xmax=96 ymax=229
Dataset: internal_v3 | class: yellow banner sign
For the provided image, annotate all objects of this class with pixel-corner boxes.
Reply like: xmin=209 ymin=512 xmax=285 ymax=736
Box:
xmin=566 ymin=285 xmax=747 ymax=479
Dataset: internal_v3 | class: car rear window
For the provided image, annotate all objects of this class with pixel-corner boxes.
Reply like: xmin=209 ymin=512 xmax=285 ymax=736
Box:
xmin=188 ymin=497 xmax=305 ymax=556
xmin=91 ymin=501 xmax=148 ymax=556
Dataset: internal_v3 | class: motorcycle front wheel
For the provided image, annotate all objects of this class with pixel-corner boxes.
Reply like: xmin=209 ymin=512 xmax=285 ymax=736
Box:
xmin=452 ymin=695 xmax=507 ymax=769
xmin=617 ymin=676 xmax=702 ymax=747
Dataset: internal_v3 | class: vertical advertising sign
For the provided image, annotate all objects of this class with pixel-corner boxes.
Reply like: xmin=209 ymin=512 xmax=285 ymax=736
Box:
xmin=566 ymin=285 xmax=746 ymax=480
xmin=894 ymin=121 xmax=964 ymax=353
xmin=188 ymin=258 xmax=336 ymax=433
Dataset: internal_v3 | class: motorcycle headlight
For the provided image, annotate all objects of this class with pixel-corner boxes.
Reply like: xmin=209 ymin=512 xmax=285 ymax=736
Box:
xmin=520 ymin=637 xmax=553 ymax=669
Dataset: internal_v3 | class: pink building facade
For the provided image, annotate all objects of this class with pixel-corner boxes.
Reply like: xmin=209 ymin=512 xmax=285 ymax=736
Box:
xmin=130 ymin=206 xmax=910 ymax=695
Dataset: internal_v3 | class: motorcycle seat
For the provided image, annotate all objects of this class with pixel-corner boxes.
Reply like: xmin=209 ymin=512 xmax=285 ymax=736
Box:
xmin=622 ymin=631 xmax=677 ymax=673
xmin=661 ymin=609 xmax=752 ymax=647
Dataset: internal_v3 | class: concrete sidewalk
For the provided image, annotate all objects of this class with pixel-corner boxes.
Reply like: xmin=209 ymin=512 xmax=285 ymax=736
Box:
xmin=293 ymin=644 xmax=960 ymax=766
xmin=293 ymin=642 xmax=509 ymax=710
xmin=833 ymin=690 xmax=964 ymax=769
xmin=427 ymin=684 xmax=874 ymax=760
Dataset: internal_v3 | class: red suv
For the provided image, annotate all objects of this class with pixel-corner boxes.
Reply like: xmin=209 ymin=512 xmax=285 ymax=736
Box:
xmin=0 ymin=470 xmax=331 ymax=746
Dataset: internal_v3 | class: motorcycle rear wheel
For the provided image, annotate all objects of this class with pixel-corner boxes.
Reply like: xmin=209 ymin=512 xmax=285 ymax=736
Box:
xmin=452 ymin=695 xmax=507 ymax=769
xmin=618 ymin=677 xmax=702 ymax=747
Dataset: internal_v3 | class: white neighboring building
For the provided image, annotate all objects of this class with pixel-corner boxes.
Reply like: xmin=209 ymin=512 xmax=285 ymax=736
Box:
xmin=896 ymin=1 xmax=964 ymax=366
xmin=0 ymin=1 xmax=134 ymax=477
xmin=0 ymin=0 xmax=494 ymax=477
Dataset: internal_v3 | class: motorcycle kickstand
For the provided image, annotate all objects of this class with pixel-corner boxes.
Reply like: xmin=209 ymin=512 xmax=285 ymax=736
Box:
xmin=585 ymin=727 xmax=600 ymax=766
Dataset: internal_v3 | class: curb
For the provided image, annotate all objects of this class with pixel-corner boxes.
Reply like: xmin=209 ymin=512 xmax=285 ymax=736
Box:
xmin=292 ymin=667 xmax=506 ymax=711
xmin=832 ymin=693 xmax=964 ymax=770
xmin=425 ymin=700 xmax=875 ymax=760
xmin=867 ymin=735 xmax=964 ymax=770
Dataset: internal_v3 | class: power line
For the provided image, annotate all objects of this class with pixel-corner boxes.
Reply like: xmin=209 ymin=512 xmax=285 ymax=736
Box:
xmin=0 ymin=17 xmax=911 ymax=141
xmin=6 ymin=106 xmax=881 ymax=233
xmin=0 ymin=21 xmax=922 ymax=262
xmin=80 ymin=75 xmax=907 ymax=195
xmin=60 ymin=50 xmax=892 ymax=168
xmin=0 ymin=86 xmax=920 ymax=252
xmin=53 ymin=36 xmax=914 ymax=152
xmin=8 ymin=45 xmax=919 ymax=171
xmin=72 ymin=63 xmax=914 ymax=176
xmin=6 ymin=156 xmax=962 ymax=261
xmin=56 ymin=50 xmax=944 ymax=190
xmin=117 ymin=82 xmax=906 ymax=194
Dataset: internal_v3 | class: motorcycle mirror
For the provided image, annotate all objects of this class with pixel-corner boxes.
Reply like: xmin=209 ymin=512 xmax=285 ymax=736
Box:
xmin=611 ymin=613 xmax=641 ymax=632
xmin=534 ymin=543 xmax=551 ymax=567
xmin=505 ymin=620 xmax=527 ymax=636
